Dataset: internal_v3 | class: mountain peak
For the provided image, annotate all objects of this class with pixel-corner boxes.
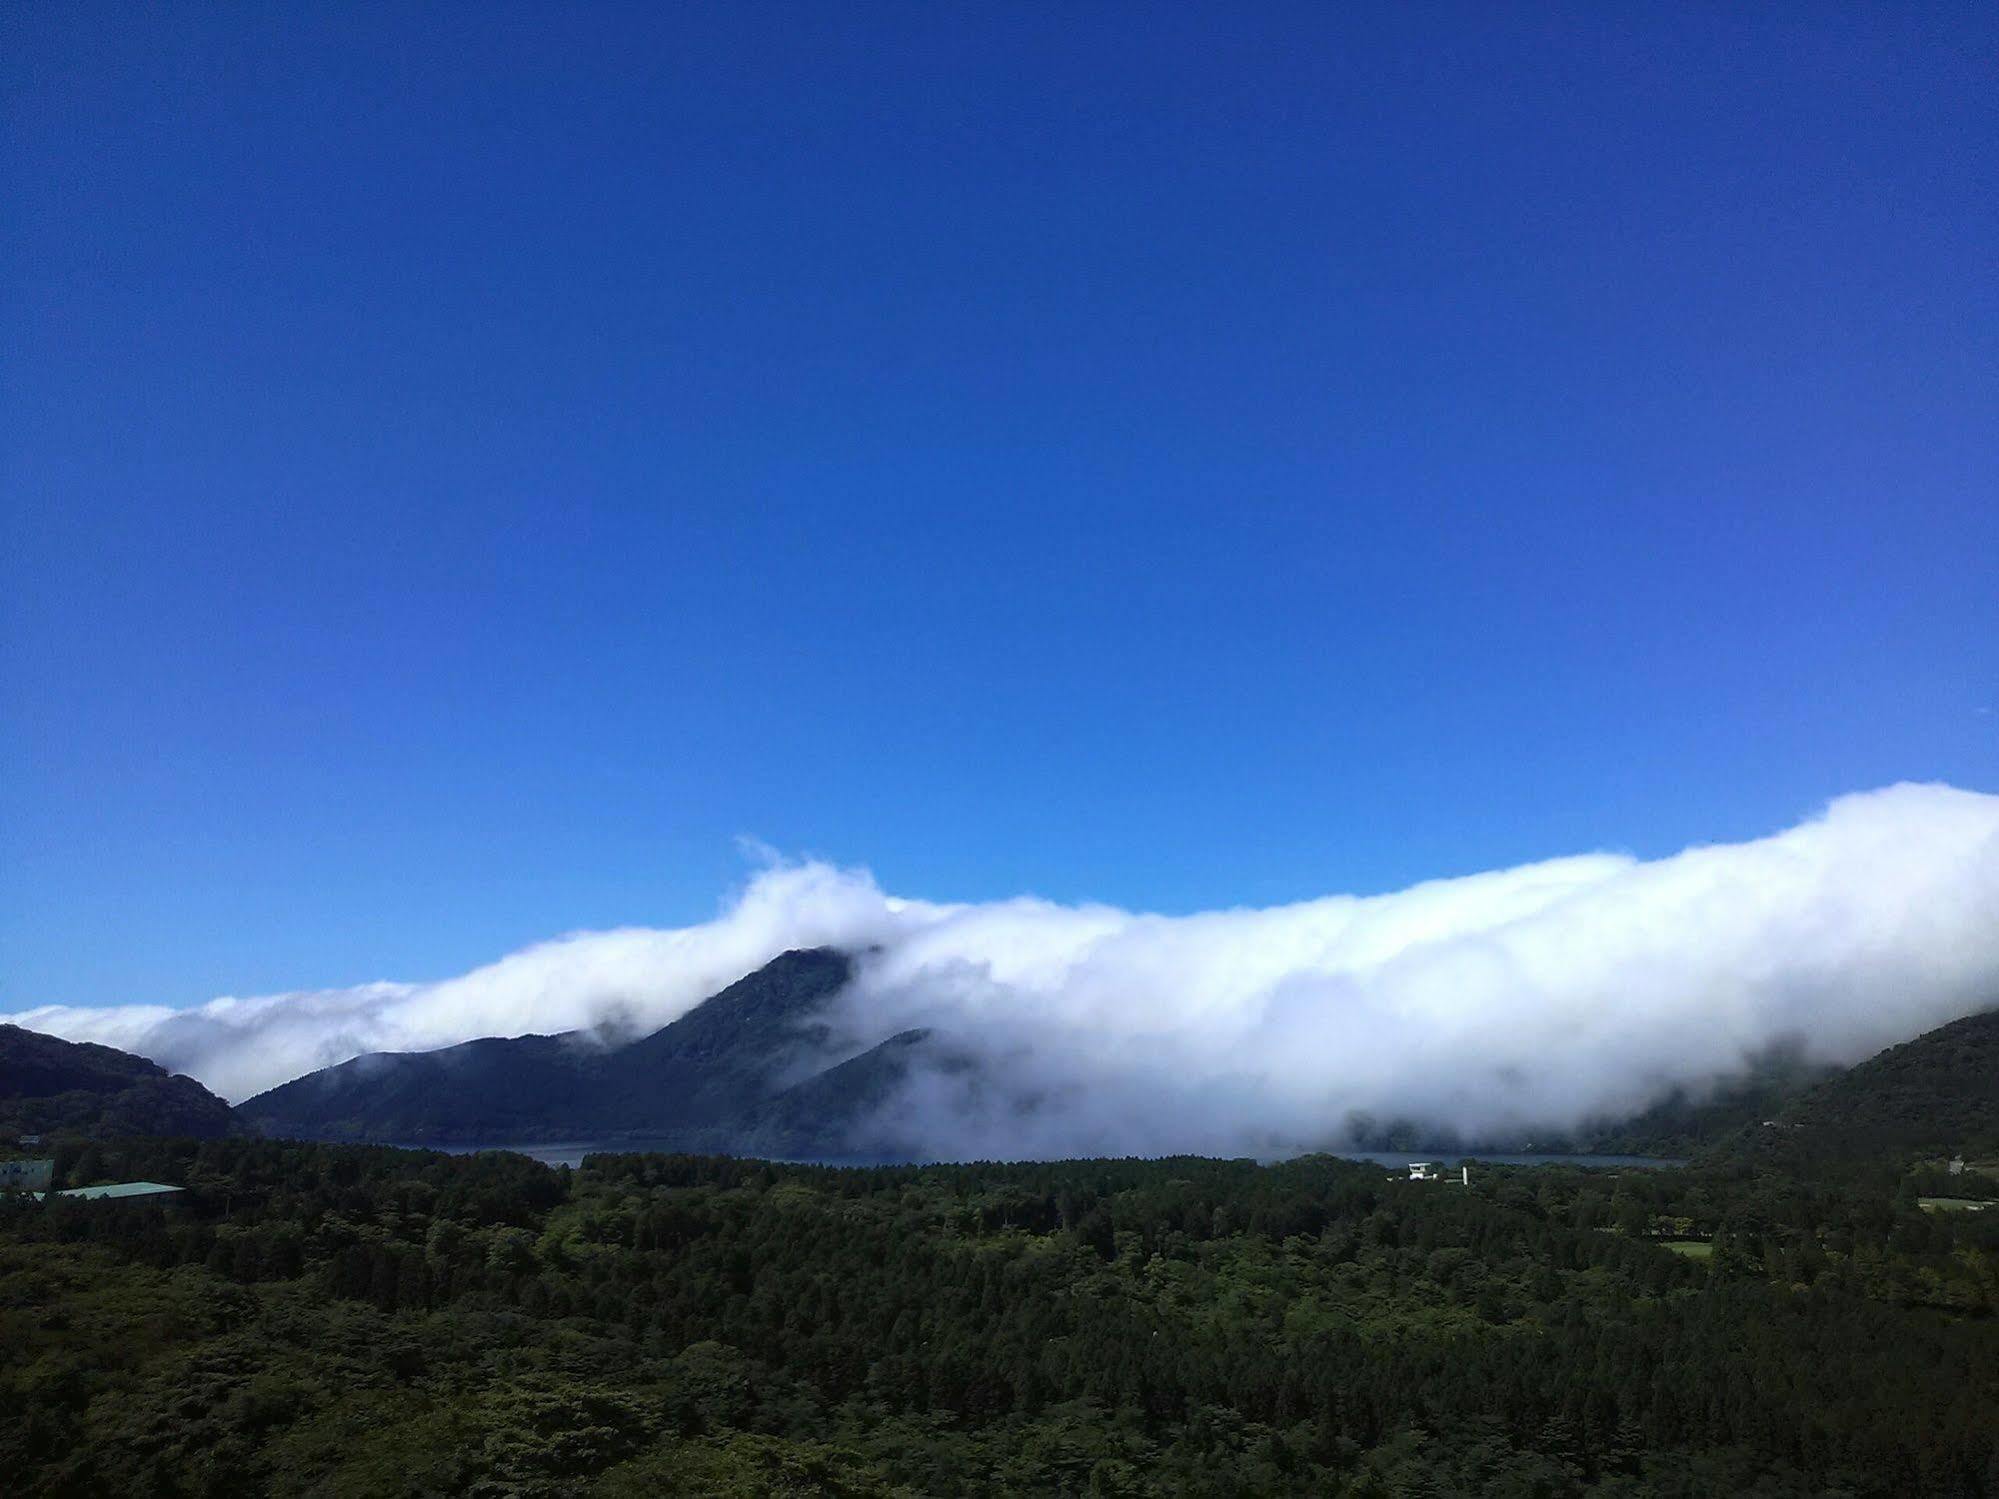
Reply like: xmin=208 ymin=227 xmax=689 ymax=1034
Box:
xmin=624 ymin=947 xmax=853 ymax=1061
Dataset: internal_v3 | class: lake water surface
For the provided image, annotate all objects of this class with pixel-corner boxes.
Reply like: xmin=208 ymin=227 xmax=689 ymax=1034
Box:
xmin=426 ymin=1140 xmax=1685 ymax=1172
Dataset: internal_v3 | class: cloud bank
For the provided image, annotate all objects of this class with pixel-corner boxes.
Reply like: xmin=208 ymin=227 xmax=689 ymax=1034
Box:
xmin=8 ymin=782 xmax=1998 ymax=1158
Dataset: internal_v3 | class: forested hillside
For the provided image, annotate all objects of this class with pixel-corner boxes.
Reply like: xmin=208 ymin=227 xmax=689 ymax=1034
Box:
xmin=1571 ymin=1047 xmax=1838 ymax=1158
xmin=1717 ymin=1007 xmax=1999 ymax=1171
xmin=3 ymin=1139 xmax=1994 ymax=1496
xmin=0 ymin=1025 xmax=232 ymax=1141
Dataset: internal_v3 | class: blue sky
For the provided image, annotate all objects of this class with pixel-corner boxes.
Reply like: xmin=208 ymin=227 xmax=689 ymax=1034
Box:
xmin=3 ymin=3 xmax=1994 ymax=1011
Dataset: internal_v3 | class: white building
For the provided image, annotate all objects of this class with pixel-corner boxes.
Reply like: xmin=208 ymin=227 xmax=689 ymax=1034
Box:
xmin=0 ymin=1158 xmax=54 ymax=1192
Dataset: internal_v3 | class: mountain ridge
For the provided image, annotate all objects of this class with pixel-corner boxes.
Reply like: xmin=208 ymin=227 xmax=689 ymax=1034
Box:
xmin=0 ymin=1023 xmax=234 ymax=1140
xmin=235 ymin=948 xmax=872 ymax=1147
xmin=17 ymin=961 xmax=1991 ymax=1168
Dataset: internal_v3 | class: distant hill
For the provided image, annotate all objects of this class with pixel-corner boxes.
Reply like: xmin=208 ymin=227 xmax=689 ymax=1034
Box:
xmin=237 ymin=948 xmax=907 ymax=1150
xmin=1335 ymin=1044 xmax=1841 ymax=1159
xmin=0 ymin=1024 xmax=234 ymax=1140
xmin=1568 ymin=1043 xmax=1840 ymax=1158
xmin=1708 ymin=1006 xmax=1999 ymax=1168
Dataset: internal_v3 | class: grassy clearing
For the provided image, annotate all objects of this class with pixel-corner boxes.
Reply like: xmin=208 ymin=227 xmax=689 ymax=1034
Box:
xmin=1917 ymin=1197 xmax=1993 ymax=1213
xmin=1659 ymin=1240 xmax=1713 ymax=1259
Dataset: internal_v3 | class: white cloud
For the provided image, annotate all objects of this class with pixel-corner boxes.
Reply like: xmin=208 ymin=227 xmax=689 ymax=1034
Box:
xmin=7 ymin=783 xmax=1997 ymax=1159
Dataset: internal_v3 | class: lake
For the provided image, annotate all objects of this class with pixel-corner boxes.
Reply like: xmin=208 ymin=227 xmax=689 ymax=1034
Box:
xmin=422 ymin=1140 xmax=1686 ymax=1171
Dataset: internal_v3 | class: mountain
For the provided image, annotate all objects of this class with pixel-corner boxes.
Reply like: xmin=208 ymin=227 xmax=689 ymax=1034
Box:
xmin=1333 ymin=1042 xmax=1841 ymax=1159
xmin=1709 ymin=1006 xmax=1999 ymax=1168
xmin=1351 ymin=1017 xmax=1991 ymax=1163
xmin=234 ymin=1031 xmax=598 ymax=1145
xmin=236 ymin=943 xmax=1999 ymax=1167
xmin=237 ymin=948 xmax=899 ymax=1149
xmin=0 ymin=1024 xmax=234 ymax=1139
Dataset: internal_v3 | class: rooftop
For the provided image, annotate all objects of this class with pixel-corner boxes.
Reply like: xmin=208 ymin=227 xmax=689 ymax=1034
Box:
xmin=34 ymin=1181 xmax=186 ymax=1202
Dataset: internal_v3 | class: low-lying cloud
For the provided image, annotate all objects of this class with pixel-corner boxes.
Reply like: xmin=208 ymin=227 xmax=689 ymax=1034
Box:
xmin=8 ymin=782 xmax=1998 ymax=1158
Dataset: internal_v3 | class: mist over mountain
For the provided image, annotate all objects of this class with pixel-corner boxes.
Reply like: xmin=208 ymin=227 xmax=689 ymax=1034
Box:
xmin=1716 ymin=1005 xmax=1999 ymax=1169
xmin=236 ymin=949 xmax=862 ymax=1147
xmin=9 ymin=782 xmax=1999 ymax=1159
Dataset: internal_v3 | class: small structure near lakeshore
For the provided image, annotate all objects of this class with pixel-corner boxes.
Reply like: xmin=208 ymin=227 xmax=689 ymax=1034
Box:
xmin=1399 ymin=1162 xmax=1472 ymax=1185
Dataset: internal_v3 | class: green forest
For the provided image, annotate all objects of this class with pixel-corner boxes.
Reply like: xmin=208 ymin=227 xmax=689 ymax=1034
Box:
xmin=4 ymin=1137 xmax=1996 ymax=1496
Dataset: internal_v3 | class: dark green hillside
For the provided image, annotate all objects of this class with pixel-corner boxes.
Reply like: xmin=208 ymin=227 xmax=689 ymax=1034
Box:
xmin=0 ymin=1024 xmax=233 ymax=1140
xmin=1714 ymin=1007 xmax=1999 ymax=1169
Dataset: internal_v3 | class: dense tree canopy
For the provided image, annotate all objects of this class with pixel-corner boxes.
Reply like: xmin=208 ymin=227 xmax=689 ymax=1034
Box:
xmin=3 ymin=1137 xmax=1995 ymax=1495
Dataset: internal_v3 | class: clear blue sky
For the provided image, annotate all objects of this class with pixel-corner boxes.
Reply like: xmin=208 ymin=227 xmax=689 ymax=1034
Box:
xmin=4 ymin=4 xmax=1994 ymax=1010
